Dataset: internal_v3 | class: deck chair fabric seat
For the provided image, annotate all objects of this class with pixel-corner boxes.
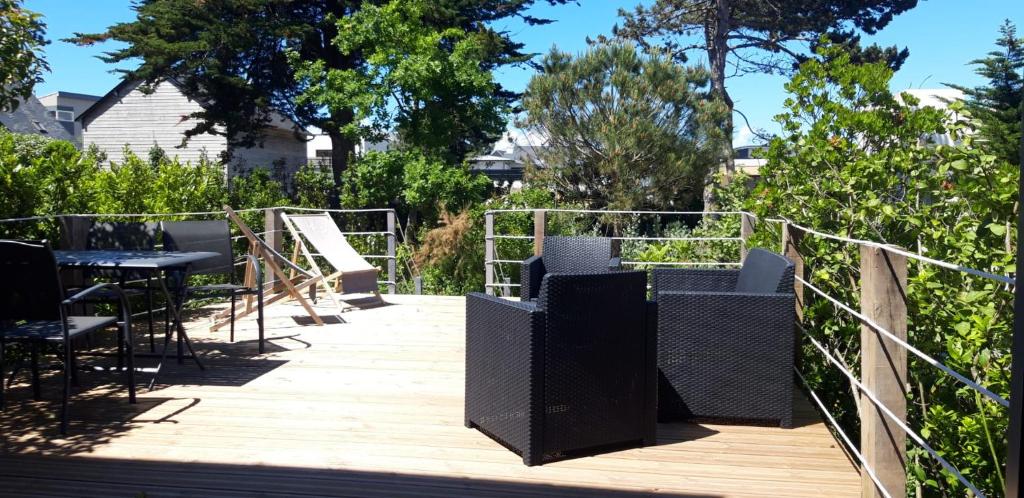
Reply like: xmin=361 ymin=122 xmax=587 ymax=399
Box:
xmin=224 ymin=206 xmax=343 ymax=327
xmin=281 ymin=212 xmax=383 ymax=304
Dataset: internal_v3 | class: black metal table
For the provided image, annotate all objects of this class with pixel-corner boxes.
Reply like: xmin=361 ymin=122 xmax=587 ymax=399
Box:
xmin=54 ymin=250 xmax=219 ymax=387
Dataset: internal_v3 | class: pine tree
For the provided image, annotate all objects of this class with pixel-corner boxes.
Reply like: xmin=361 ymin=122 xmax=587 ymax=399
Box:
xmin=948 ymin=20 xmax=1024 ymax=166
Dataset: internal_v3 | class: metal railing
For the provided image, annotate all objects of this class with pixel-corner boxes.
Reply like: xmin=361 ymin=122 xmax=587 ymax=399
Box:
xmin=0 ymin=206 xmax=398 ymax=295
xmin=483 ymin=208 xmax=756 ymax=296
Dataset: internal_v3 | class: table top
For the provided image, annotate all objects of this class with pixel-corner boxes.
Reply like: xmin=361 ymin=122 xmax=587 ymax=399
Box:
xmin=54 ymin=250 xmax=220 ymax=270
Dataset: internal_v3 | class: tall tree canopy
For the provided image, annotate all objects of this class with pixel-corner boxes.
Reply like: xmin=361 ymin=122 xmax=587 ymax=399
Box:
xmin=612 ymin=0 xmax=918 ymax=172
xmin=294 ymin=0 xmax=508 ymax=165
xmin=522 ymin=43 xmax=727 ymax=213
xmin=72 ymin=0 xmax=568 ymax=206
xmin=947 ymin=20 xmax=1024 ymax=166
xmin=0 ymin=0 xmax=48 ymax=111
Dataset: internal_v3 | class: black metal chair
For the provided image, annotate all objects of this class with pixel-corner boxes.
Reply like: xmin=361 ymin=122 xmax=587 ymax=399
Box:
xmin=73 ymin=221 xmax=160 ymax=353
xmin=652 ymin=248 xmax=796 ymax=427
xmin=520 ymin=236 xmax=621 ymax=300
xmin=465 ymin=271 xmax=657 ymax=465
xmin=160 ymin=220 xmax=265 ymax=352
xmin=0 ymin=240 xmax=136 ymax=434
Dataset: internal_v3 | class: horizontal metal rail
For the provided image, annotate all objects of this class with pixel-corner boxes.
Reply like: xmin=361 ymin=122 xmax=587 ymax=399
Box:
xmin=797 ymin=275 xmax=1008 ymax=407
xmin=803 ymin=330 xmax=986 ymax=497
xmin=795 ymin=367 xmax=893 ymax=498
xmin=486 ymin=208 xmax=754 ymax=216
xmin=766 ymin=217 xmax=1014 ymax=286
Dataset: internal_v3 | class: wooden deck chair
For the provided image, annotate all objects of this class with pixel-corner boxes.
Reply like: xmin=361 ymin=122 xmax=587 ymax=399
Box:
xmin=223 ymin=206 xmax=343 ymax=327
xmin=281 ymin=211 xmax=385 ymax=309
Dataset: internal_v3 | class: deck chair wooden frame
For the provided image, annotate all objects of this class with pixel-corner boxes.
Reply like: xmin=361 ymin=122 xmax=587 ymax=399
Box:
xmin=280 ymin=211 xmax=385 ymax=310
xmin=222 ymin=206 xmax=343 ymax=327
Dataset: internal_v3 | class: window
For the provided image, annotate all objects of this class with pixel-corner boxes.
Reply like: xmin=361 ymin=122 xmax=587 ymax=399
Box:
xmin=315 ymin=149 xmax=332 ymax=158
xmin=54 ymin=110 xmax=74 ymax=122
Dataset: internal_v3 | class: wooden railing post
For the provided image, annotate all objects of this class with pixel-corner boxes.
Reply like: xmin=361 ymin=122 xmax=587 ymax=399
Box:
xmin=740 ymin=213 xmax=755 ymax=262
xmin=485 ymin=212 xmax=495 ymax=296
xmin=533 ymin=209 xmax=546 ymax=256
xmin=781 ymin=222 xmax=805 ymax=321
xmin=58 ymin=215 xmax=91 ymax=292
xmin=859 ymin=245 xmax=908 ymax=498
xmin=386 ymin=210 xmax=397 ymax=295
xmin=265 ymin=208 xmax=285 ymax=293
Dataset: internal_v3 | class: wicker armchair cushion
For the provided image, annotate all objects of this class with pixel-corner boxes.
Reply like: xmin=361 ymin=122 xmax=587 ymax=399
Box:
xmin=541 ymin=236 xmax=615 ymax=274
xmin=735 ymin=248 xmax=794 ymax=293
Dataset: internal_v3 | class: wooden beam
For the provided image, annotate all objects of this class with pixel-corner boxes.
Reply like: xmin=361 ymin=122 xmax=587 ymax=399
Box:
xmin=781 ymin=223 xmax=805 ymax=322
xmin=533 ymin=209 xmax=546 ymax=257
xmin=859 ymin=246 xmax=908 ymax=498
xmin=740 ymin=213 xmax=755 ymax=262
xmin=265 ymin=208 xmax=285 ymax=293
xmin=485 ymin=212 xmax=494 ymax=296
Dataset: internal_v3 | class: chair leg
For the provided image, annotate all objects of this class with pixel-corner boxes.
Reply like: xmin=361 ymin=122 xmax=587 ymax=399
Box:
xmin=230 ymin=293 xmax=237 ymax=343
xmin=0 ymin=338 xmax=6 ymax=411
xmin=124 ymin=316 xmax=136 ymax=404
xmin=257 ymin=290 xmax=265 ymax=354
xmin=147 ymin=278 xmax=155 ymax=353
xmin=69 ymin=347 xmax=80 ymax=387
xmin=30 ymin=341 xmax=41 ymax=401
xmin=60 ymin=339 xmax=72 ymax=435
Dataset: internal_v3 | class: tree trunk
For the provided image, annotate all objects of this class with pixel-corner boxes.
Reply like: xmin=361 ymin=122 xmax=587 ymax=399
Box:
xmin=326 ymin=108 xmax=355 ymax=210
xmin=703 ymin=0 xmax=735 ymax=213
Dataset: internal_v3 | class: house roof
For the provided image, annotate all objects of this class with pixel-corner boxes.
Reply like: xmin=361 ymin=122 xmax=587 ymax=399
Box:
xmin=38 ymin=91 xmax=102 ymax=102
xmin=77 ymin=78 xmax=309 ymax=136
xmin=0 ymin=94 xmax=76 ymax=142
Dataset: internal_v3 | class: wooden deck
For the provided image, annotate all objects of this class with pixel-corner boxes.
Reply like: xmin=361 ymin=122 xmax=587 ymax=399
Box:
xmin=0 ymin=295 xmax=860 ymax=497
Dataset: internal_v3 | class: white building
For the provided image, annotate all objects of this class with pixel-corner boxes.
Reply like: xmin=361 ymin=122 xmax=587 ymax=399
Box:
xmin=468 ymin=129 xmax=548 ymax=187
xmin=37 ymin=91 xmax=101 ymax=145
xmin=78 ymin=79 xmax=309 ymax=180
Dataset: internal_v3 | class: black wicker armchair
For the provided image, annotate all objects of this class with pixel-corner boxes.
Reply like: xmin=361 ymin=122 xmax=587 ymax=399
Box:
xmin=465 ymin=271 xmax=657 ymax=466
xmin=520 ymin=236 xmax=621 ymax=300
xmin=653 ymin=248 xmax=796 ymax=428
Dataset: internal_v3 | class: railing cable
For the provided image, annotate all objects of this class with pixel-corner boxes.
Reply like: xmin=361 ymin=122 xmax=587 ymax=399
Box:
xmin=803 ymin=331 xmax=987 ymax=497
xmin=797 ymin=275 xmax=1009 ymax=407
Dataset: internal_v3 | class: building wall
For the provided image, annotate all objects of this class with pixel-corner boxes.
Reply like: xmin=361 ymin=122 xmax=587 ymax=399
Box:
xmin=231 ymin=127 xmax=309 ymax=183
xmin=38 ymin=93 xmax=100 ymax=144
xmin=81 ymin=80 xmax=229 ymax=166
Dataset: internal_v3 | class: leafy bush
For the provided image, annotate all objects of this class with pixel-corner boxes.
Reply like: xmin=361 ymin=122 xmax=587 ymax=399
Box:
xmin=750 ymin=43 xmax=1015 ymax=497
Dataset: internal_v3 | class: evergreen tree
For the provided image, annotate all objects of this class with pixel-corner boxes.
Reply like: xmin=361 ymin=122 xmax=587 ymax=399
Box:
xmin=611 ymin=0 xmax=918 ymax=173
xmin=948 ymin=20 xmax=1024 ymax=166
xmin=521 ymin=43 xmax=727 ymax=214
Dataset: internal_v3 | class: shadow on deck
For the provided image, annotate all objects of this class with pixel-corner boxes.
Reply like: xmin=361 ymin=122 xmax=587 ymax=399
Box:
xmin=0 ymin=295 xmax=860 ymax=497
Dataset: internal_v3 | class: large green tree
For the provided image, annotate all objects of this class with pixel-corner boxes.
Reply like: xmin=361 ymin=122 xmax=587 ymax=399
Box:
xmin=0 ymin=0 xmax=48 ymax=112
xmin=521 ymin=43 xmax=727 ymax=214
xmin=294 ymin=0 xmax=508 ymax=165
xmin=948 ymin=20 xmax=1024 ymax=166
xmin=72 ymin=0 xmax=568 ymax=207
xmin=612 ymin=0 xmax=918 ymax=173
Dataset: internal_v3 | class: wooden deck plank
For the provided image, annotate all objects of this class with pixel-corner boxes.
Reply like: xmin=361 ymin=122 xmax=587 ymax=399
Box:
xmin=0 ymin=295 xmax=860 ymax=497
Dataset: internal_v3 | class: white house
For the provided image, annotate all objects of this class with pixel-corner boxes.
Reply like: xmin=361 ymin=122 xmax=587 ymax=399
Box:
xmin=468 ymin=129 xmax=548 ymax=187
xmin=78 ymin=79 xmax=309 ymax=179
xmin=37 ymin=91 xmax=101 ymax=145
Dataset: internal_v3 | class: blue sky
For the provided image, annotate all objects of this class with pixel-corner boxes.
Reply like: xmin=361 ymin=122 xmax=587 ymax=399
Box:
xmin=27 ymin=0 xmax=1024 ymax=145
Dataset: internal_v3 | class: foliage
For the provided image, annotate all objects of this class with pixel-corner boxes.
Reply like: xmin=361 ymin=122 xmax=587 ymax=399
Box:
xmin=947 ymin=20 xmax=1024 ymax=166
xmin=412 ymin=185 xmax=562 ymax=295
xmin=294 ymin=163 xmax=336 ymax=209
xmin=340 ymin=150 xmax=490 ymax=237
xmin=402 ymin=154 xmax=491 ymax=229
xmin=339 ymin=151 xmax=406 ymax=212
xmin=0 ymin=0 xmax=48 ymax=111
xmin=74 ymin=0 xmax=568 ymax=200
xmin=751 ymin=43 xmax=1016 ymax=496
xmin=612 ymin=0 xmax=918 ymax=169
xmin=522 ymin=43 xmax=726 ymax=215
xmin=295 ymin=0 xmax=509 ymax=164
